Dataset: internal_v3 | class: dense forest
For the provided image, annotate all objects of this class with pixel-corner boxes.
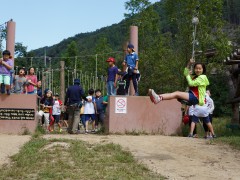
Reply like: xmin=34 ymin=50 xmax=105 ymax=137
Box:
xmin=2 ymin=0 xmax=240 ymax=117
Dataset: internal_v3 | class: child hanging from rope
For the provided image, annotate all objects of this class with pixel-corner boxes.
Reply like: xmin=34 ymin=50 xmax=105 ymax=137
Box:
xmin=148 ymin=58 xmax=216 ymax=138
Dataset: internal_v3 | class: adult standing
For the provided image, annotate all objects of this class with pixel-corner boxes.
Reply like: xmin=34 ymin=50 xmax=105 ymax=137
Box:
xmin=64 ymin=78 xmax=89 ymax=134
xmin=26 ymin=67 xmax=37 ymax=94
xmin=123 ymin=44 xmax=139 ymax=96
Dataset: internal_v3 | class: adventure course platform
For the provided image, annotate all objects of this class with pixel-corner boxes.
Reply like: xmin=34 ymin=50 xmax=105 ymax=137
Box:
xmin=0 ymin=95 xmax=182 ymax=135
xmin=0 ymin=94 xmax=38 ymax=134
xmin=105 ymin=96 xmax=182 ymax=135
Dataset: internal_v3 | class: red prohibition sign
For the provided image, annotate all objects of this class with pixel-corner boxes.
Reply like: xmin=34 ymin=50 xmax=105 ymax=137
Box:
xmin=117 ymin=99 xmax=126 ymax=108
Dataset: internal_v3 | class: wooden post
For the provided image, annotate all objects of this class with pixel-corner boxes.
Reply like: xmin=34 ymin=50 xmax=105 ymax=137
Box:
xmin=6 ymin=20 xmax=16 ymax=64
xmin=60 ymin=61 xmax=65 ymax=103
xmin=129 ymin=26 xmax=138 ymax=96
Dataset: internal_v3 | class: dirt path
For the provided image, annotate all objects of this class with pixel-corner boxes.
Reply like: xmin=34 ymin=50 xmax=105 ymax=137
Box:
xmin=0 ymin=134 xmax=31 ymax=167
xmin=1 ymin=134 xmax=240 ymax=179
xmin=44 ymin=134 xmax=240 ymax=180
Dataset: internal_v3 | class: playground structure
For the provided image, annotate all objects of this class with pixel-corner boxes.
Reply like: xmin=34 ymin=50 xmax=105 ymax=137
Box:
xmin=0 ymin=20 xmax=184 ymax=135
xmin=105 ymin=96 xmax=182 ymax=135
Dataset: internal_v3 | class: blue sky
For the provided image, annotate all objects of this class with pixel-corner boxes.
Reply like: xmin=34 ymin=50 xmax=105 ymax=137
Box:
xmin=0 ymin=0 xmax=159 ymax=51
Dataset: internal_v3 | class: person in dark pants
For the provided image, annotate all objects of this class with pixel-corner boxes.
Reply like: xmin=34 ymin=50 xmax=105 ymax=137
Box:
xmin=94 ymin=89 xmax=107 ymax=131
xmin=64 ymin=78 xmax=89 ymax=134
xmin=123 ymin=43 xmax=139 ymax=96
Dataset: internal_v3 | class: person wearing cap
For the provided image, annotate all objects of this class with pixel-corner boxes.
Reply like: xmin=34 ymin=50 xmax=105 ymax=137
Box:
xmin=0 ymin=50 xmax=13 ymax=95
xmin=106 ymin=57 xmax=118 ymax=96
xmin=123 ymin=44 xmax=139 ymax=96
xmin=64 ymin=78 xmax=89 ymax=134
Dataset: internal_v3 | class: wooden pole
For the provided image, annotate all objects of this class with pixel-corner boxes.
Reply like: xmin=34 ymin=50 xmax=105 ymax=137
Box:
xmin=60 ymin=61 xmax=65 ymax=103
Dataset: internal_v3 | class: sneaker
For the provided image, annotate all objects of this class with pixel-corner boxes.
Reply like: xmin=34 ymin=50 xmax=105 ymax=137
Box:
xmin=193 ymin=134 xmax=198 ymax=138
xmin=148 ymin=89 xmax=161 ymax=104
xmin=134 ymin=92 xmax=139 ymax=96
xmin=6 ymin=90 xmax=10 ymax=95
xmin=212 ymin=134 xmax=217 ymax=138
xmin=85 ymin=130 xmax=89 ymax=134
xmin=188 ymin=134 xmax=193 ymax=138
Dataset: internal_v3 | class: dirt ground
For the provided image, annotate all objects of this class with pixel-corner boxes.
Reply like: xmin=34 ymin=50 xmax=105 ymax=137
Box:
xmin=0 ymin=134 xmax=31 ymax=167
xmin=1 ymin=134 xmax=240 ymax=180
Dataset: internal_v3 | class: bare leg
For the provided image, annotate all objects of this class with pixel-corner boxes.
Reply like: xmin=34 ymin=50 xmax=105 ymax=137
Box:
xmin=161 ymin=91 xmax=189 ymax=101
xmin=206 ymin=122 xmax=215 ymax=136
xmin=85 ymin=121 xmax=89 ymax=132
xmin=189 ymin=122 xmax=196 ymax=135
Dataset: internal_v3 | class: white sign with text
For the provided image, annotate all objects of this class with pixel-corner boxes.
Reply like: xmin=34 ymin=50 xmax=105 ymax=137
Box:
xmin=115 ymin=97 xmax=127 ymax=114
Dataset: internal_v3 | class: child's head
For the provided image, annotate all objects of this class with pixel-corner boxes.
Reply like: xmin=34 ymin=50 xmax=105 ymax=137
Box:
xmin=2 ymin=50 xmax=11 ymax=60
xmin=54 ymin=94 xmax=59 ymax=99
xmin=95 ymin=89 xmax=102 ymax=97
xmin=18 ymin=68 xmax=26 ymax=76
xmin=28 ymin=67 xmax=35 ymax=75
xmin=46 ymin=90 xmax=52 ymax=98
xmin=106 ymin=57 xmax=115 ymax=66
xmin=118 ymin=71 xmax=123 ymax=78
xmin=206 ymin=89 xmax=211 ymax=96
xmin=127 ymin=44 xmax=135 ymax=53
xmin=37 ymin=80 xmax=42 ymax=88
xmin=193 ymin=63 xmax=206 ymax=76
xmin=88 ymin=88 xmax=94 ymax=95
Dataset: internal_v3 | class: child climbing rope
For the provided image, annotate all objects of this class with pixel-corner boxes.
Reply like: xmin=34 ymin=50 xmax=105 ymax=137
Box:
xmin=148 ymin=58 xmax=216 ymax=138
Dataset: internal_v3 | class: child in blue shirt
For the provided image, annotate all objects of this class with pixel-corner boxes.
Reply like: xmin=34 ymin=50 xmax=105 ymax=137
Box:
xmin=123 ymin=44 xmax=139 ymax=96
xmin=106 ymin=57 xmax=118 ymax=95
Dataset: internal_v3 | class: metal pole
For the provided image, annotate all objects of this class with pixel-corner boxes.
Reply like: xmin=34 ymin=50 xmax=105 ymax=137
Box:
xmin=75 ymin=56 xmax=77 ymax=78
xmin=68 ymin=70 xmax=69 ymax=87
xmin=52 ymin=69 xmax=53 ymax=91
xmin=44 ymin=47 xmax=47 ymax=67
xmin=30 ymin=57 xmax=33 ymax=67
xmin=95 ymin=54 xmax=97 ymax=82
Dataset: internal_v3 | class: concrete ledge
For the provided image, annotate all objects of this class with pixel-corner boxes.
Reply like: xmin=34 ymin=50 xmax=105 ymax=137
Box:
xmin=0 ymin=94 xmax=38 ymax=134
xmin=105 ymin=96 xmax=182 ymax=135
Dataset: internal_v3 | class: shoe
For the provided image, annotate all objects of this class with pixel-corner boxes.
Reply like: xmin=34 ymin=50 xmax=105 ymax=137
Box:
xmin=85 ymin=130 xmax=89 ymax=134
xmin=134 ymin=92 xmax=139 ymax=96
xmin=6 ymin=90 xmax=10 ymax=95
xmin=148 ymin=89 xmax=161 ymax=104
xmin=193 ymin=134 xmax=198 ymax=138
xmin=188 ymin=134 xmax=193 ymax=138
xmin=212 ymin=134 xmax=217 ymax=138
xmin=91 ymin=129 xmax=96 ymax=133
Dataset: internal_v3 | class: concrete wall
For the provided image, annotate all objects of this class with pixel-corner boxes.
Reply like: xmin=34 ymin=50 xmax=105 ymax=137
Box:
xmin=105 ymin=96 xmax=182 ymax=135
xmin=0 ymin=94 xmax=38 ymax=134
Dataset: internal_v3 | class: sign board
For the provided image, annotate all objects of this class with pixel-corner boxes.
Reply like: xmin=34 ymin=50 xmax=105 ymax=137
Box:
xmin=0 ymin=108 xmax=35 ymax=120
xmin=115 ymin=97 xmax=127 ymax=113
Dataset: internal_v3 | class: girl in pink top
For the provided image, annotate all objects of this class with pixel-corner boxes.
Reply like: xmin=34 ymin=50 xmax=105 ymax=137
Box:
xmin=26 ymin=67 xmax=37 ymax=94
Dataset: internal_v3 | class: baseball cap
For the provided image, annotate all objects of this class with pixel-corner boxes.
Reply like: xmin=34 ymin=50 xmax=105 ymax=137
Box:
xmin=106 ymin=57 xmax=115 ymax=63
xmin=74 ymin=78 xmax=80 ymax=84
xmin=127 ymin=44 xmax=135 ymax=51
